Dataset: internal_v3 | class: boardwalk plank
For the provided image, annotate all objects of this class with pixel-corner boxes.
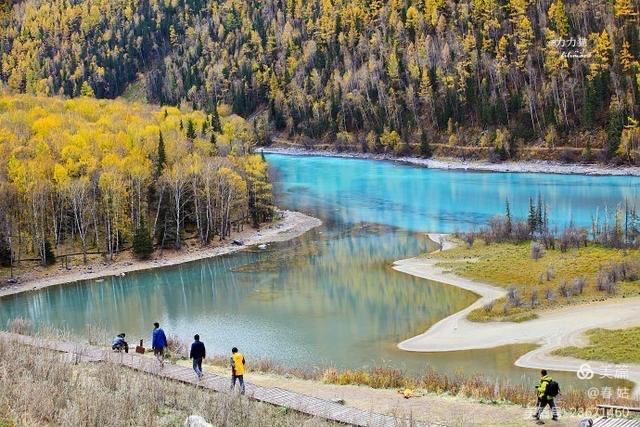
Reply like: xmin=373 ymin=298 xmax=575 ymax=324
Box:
xmin=595 ymin=418 xmax=640 ymax=427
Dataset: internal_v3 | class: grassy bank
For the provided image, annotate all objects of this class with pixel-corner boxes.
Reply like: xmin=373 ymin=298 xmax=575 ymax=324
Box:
xmin=0 ymin=338 xmax=330 ymax=427
xmin=201 ymin=354 xmax=618 ymax=412
xmin=3 ymin=320 xmax=637 ymax=421
xmin=429 ymin=240 xmax=640 ymax=322
xmin=553 ymin=327 xmax=640 ymax=365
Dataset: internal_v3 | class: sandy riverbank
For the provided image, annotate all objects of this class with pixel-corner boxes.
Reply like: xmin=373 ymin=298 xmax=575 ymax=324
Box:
xmin=394 ymin=234 xmax=640 ymax=395
xmin=0 ymin=210 xmax=321 ymax=298
xmin=263 ymin=147 xmax=640 ymax=176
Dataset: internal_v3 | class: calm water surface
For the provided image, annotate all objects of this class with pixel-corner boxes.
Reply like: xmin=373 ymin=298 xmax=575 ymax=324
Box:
xmin=2 ymin=154 xmax=638 ymax=389
xmin=269 ymin=154 xmax=640 ymax=232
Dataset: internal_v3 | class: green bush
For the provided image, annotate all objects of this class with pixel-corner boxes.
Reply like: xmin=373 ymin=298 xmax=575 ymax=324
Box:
xmin=132 ymin=221 xmax=154 ymax=260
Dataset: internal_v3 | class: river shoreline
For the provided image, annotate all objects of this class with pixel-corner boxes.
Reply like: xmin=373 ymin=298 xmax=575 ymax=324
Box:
xmin=0 ymin=210 xmax=322 ymax=299
xmin=394 ymin=234 xmax=640 ymax=395
xmin=263 ymin=147 xmax=640 ymax=176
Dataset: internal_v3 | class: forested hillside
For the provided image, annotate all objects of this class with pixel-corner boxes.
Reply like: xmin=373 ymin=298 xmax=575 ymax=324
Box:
xmin=0 ymin=0 xmax=639 ymax=162
xmin=0 ymin=95 xmax=273 ymax=267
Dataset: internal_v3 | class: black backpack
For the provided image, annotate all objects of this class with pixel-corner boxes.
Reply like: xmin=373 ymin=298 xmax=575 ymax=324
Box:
xmin=545 ymin=380 xmax=560 ymax=397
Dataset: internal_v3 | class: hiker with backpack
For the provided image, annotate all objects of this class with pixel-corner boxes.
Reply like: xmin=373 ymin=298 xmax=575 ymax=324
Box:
xmin=533 ymin=369 xmax=559 ymax=422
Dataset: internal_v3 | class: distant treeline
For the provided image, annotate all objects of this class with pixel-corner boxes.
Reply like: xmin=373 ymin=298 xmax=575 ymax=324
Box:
xmin=0 ymin=0 xmax=639 ymax=162
xmin=462 ymin=196 xmax=640 ymax=250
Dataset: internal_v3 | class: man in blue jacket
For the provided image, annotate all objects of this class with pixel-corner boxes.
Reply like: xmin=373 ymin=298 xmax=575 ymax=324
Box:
xmin=151 ymin=322 xmax=167 ymax=367
xmin=190 ymin=334 xmax=206 ymax=379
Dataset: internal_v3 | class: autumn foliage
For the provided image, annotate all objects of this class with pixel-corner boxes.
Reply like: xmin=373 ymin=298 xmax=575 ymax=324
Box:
xmin=0 ymin=0 xmax=638 ymax=161
xmin=0 ymin=95 xmax=273 ymax=266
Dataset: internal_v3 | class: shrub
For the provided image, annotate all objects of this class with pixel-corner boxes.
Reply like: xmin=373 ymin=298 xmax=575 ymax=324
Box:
xmin=596 ymin=272 xmax=612 ymax=292
xmin=530 ymin=242 xmax=544 ymax=260
xmin=335 ymin=131 xmax=355 ymax=151
xmin=132 ymin=220 xmax=154 ymax=260
xmin=512 ymin=222 xmax=530 ymax=242
xmin=7 ymin=318 xmax=33 ymax=335
xmin=502 ymin=302 xmax=511 ymax=315
xmin=540 ymin=231 xmax=556 ymax=250
xmin=506 ymin=287 xmax=522 ymax=307
xmin=529 ymin=290 xmax=539 ymax=308
xmin=480 ymin=217 xmax=529 ymax=243
xmin=572 ymin=277 xmax=587 ymax=295
xmin=462 ymin=232 xmax=475 ymax=248
xmin=483 ymin=216 xmax=509 ymax=242
xmin=559 ymin=227 xmax=584 ymax=252
xmin=544 ymin=288 xmax=555 ymax=301
xmin=166 ymin=334 xmax=188 ymax=358
xmin=544 ymin=266 xmax=555 ymax=281
xmin=558 ymin=281 xmax=571 ymax=298
xmin=85 ymin=324 xmax=110 ymax=346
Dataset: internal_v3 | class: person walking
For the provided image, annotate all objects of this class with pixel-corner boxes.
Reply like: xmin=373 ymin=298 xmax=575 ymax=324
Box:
xmin=151 ymin=322 xmax=167 ymax=367
xmin=533 ymin=369 xmax=559 ymax=422
xmin=230 ymin=347 xmax=246 ymax=394
xmin=190 ymin=334 xmax=206 ymax=379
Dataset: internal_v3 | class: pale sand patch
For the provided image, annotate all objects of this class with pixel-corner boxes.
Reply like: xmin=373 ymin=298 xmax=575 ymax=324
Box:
xmin=0 ymin=210 xmax=321 ymax=298
xmin=264 ymin=147 xmax=640 ymax=176
xmin=395 ymin=234 xmax=640 ymax=396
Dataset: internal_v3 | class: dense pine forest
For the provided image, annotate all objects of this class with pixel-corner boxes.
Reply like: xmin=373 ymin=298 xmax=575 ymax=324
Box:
xmin=0 ymin=95 xmax=273 ymax=268
xmin=0 ymin=0 xmax=638 ymax=161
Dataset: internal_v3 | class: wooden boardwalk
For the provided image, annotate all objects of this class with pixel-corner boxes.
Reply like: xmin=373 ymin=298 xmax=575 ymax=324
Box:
xmin=594 ymin=418 xmax=640 ymax=427
xmin=0 ymin=331 xmax=432 ymax=427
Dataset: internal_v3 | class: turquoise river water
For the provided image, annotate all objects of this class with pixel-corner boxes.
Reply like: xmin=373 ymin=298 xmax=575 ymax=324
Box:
xmin=1 ymin=153 xmax=639 ymax=389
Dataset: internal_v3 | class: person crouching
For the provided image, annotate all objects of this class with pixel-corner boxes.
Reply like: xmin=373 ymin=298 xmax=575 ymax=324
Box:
xmin=111 ymin=333 xmax=128 ymax=353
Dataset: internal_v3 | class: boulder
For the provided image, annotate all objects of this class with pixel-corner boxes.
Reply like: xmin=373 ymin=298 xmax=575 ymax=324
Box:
xmin=184 ymin=415 xmax=212 ymax=427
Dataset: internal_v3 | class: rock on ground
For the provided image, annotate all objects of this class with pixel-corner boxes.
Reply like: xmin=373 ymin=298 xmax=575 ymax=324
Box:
xmin=184 ymin=415 xmax=212 ymax=427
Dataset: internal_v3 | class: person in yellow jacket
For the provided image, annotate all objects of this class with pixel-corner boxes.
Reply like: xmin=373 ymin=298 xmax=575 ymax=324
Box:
xmin=533 ymin=370 xmax=558 ymax=421
xmin=230 ymin=347 xmax=246 ymax=394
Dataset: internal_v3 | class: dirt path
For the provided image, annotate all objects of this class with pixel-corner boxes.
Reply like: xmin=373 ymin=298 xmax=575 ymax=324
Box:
xmin=394 ymin=234 xmax=640 ymax=397
xmin=189 ymin=363 xmax=577 ymax=426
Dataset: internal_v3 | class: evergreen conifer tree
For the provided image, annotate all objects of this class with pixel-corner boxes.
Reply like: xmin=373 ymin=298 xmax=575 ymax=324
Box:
xmin=132 ymin=218 xmax=154 ymax=260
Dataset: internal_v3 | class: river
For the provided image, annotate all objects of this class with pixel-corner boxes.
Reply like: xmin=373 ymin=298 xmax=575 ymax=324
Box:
xmin=1 ymin=153 xmax=638 ymax=389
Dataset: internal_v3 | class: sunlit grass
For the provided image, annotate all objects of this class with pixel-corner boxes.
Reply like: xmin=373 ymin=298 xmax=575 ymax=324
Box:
xmin=429 ymin=240 xmax=640 ymax=321
xmin=0 ymin=339 xmax=330 ymax=426
xmin=553 ymin=327 xmax=640 ymax=364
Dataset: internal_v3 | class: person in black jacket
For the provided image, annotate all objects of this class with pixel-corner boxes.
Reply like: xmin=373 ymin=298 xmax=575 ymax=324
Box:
xmin=190 ymin=334 xmax=206 ymax=379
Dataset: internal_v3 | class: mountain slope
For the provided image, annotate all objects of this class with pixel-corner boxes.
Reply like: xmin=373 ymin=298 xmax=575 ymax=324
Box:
xmin=0 ymin=0 xmax=639 ymax=161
